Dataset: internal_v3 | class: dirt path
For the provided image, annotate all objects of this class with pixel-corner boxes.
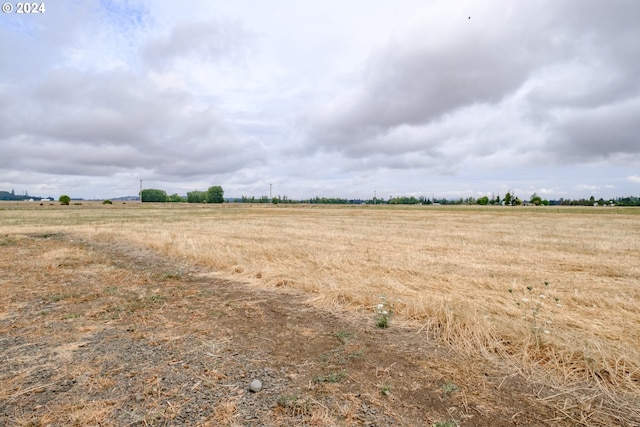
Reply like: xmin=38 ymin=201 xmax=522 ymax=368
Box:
xmin=0 ymin=233 xmax=564 ymax=426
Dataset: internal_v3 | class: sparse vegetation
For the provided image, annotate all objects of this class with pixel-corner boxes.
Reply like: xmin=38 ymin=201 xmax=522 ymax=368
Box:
xmin=509 ymin=280 xmax=560 ymax=346
xmin=380 ymin=384 xmax=392 ymax=396
xmin=334 ymin=330 xmax=353 ymax=344
xmin=374 ymin=296 xmax=392 ymax=328
xmin=1 ymin=203 xmax=639 ymax=425
xmin=441 ymin=381 xmax=460 ymax=397
xmin=314 ymin=371 xmax=347 ymax=383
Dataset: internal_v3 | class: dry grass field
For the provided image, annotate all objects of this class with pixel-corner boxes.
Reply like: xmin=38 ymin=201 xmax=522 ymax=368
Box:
xmin=1 ymin=201 xmax=639 ymax=425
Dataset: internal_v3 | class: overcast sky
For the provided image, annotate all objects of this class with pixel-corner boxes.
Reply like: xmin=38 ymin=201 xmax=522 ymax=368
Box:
xmin=2 ymin=0 xmax=639 ymax=200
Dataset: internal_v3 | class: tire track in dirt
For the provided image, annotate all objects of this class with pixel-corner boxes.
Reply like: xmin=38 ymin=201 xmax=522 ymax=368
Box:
xmin=0 ymin=233 xmax=562 ymax=426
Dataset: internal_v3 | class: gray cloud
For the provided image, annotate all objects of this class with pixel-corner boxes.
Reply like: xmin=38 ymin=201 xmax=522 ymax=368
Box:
xmin=0 ymin=67 xmax=265 ymax=178
xmin=307 ymin=3 xmax=553 ymax=150
xmin=305 ymin=0 xmax=640 ymax=171
xmin=549 ymin=98 xmax=640 ymax=161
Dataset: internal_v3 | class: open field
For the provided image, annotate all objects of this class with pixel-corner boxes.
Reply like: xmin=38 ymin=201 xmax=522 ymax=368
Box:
xmin=1 ymin=202 xmax=639 ymax=425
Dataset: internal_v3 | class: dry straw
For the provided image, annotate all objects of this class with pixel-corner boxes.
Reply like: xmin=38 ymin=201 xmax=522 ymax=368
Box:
xmin=2 ymin=203 xmax=639 ymax=420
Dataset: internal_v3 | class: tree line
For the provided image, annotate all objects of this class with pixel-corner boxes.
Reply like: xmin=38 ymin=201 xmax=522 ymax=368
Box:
xmin=139 ymin=188 xmax=639 ymax=206
xmin=140 ymin=186 xmax=224 ymax=203
xmin=6 ymin=185 xmax=636 ymax=206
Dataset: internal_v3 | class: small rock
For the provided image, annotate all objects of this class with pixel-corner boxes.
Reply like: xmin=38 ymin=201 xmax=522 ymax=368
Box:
xmin=249 ymin=379 xmax=262 ymax=392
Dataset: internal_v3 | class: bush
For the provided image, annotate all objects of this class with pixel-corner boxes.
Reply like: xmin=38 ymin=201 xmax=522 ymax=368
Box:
xmin=167 ymin=193 xmax=184 ymax=203
xmin=477 ymin=196 xmax=489 ymax=205
xmin=102 ymin=199 xmax=112 ymax=204
xmin=187 ymin=191 xmax=207 ymax=203
xmin=59 ymin=195 xmax=70 ymax=205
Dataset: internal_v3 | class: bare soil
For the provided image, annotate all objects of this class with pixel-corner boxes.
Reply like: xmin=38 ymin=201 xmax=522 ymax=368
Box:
xmin=1 ymin=233 xmax=570 ymax=426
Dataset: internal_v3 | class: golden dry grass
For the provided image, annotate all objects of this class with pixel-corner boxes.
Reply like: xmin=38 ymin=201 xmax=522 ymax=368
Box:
xmin=2 ymin=202 xmax=639 ymax=418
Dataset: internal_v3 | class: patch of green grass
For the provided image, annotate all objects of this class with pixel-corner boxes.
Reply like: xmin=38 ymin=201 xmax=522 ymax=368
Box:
xmin=147 ymin=294 xmax=167 ymax=304
xmin=102 ymin=305 xmax=123 ymax=320
xmin=0 ymin=235 xmax=16 ymax=246
xmin=276 ymin=394 xmax=311 ymax=417
xmin=277 ymin=394 xmax=299 ymax=407
xmin=63 ymin=313 xmax=82 ymax=320
xmin=321 ymin=332 xmax=364 ymax=365
xmin=320 ymin=342 xmax=364 ymax=365
xmin=104 ymin=286 xmax=119 ymax=295
xmin=314 ymin=371 xmax=347 ymax=384
xmin=334 ymin=330 xmax=354 ymax=344
xmin=441 ymin=381 xmax=460 ymax=396
xmin=48 ymin=293 xmax=78 ymax=302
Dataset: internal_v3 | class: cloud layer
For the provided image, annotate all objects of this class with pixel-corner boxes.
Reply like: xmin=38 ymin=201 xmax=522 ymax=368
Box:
xmin=1 ymin=0 xmax=639 ymax=199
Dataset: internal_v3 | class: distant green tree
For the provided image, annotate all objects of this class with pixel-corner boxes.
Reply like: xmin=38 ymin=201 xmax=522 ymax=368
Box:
xmin=167 ymin=193 xmax=184 ymax=203
xmin=389 ymin=196 xmax=420 ymax=204
xmin=187 ymin=191 xmax=207 ymax=203
xmin=309 ymin=196 xmax=350 ymax=204
xmin=206 ymin=186 xmax=224 ymax=203
xmin=504 ymin=192 xmax=512 ymax=205
xmin=141 ymin=189 xmax=168 ymax=202
xmin=477 ymin=196 xmax=489 ymax=205
xmin=530 ymin=193 xmax=542 ymax=206
xmin=59 ymin=195 xmax=71 ymax=205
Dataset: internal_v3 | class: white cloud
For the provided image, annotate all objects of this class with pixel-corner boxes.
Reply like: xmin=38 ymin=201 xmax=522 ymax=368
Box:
xmin=142 ymin=19 xmax=255 ymax=69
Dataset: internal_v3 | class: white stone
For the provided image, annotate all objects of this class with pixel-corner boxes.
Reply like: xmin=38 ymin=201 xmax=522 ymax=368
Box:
xmin=249 ymin=379 xmax=262 ymax=392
